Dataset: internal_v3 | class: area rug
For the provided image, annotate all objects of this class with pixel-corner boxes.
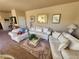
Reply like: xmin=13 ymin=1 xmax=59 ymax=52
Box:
xmin=20 ymin=39 xmax=51 ymax=59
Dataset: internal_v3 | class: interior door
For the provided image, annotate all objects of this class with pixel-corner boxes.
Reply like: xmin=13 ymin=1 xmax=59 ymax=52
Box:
xmin=18 ymin=16 xmax=26 ymax=28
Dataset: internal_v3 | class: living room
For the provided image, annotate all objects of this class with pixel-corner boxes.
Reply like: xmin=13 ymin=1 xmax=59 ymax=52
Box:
xmin=0 ymin=0 xmax=79 ymax=59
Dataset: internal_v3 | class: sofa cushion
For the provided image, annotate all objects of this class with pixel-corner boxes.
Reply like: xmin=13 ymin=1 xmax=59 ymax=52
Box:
xmin=30 ymin=27 xmax=36 ymax=31
xmin=52 ymin=31 xmax=61 ymax=39
xmin=58 ymin=38 xmax=70 ymax=51
xmin=36 ymin=27 xmax=42 ymax=32
xmin=43 ymin=28 xmax=48 ymax=33
xmin=49 ymin=37 xmax=63 ymax=59
xmin=58 ymin=33 xmax=67 ymax=43
xmin=43 ymin=27 xmax=51 ymax=35
xmin=62 ymin=32 xmax=79 ymax=50
xmin=58 ymin=33 xmax=70 ymax=51
xmin=46 ymin=31 xmax=51 ymax=35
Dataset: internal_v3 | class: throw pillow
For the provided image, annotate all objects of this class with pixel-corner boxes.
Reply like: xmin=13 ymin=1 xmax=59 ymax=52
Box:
xmin=58 ymin=38 xmax=70 ymax=51
xmin=43 ymin=28 xmax=48 ymax=33
xmin=36 ymin=27 xmax=42 ymax=32
xmin=58 ymin=33 xmax=70 ymax=51
xmin=58 ymin=33 xmax=67 ymax=43
xmin=52 ymin=31 xmax=61 ymax=39
xmin=30 ymin=27 xmax=36 ymax=31
xmin=19 ymin=28 xmax=26 ymax=33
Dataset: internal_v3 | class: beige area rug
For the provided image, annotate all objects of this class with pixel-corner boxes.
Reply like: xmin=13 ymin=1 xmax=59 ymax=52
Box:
xmin=0 ymin=55 xmax=15 ymax=59
xmin=20 ymin=39 xmax=51 ymax=59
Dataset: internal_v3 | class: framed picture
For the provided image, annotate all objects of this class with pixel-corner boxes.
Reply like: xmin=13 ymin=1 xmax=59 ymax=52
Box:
xmin=52 ymin=14 xmax=61 ymax=24
xmin=37 ymin=14 xmax=47 ymax=23
xmin=10 ymin=16 xmax=17 ymax=24
xmin=30 ymin=16 xmax=35 ymax=22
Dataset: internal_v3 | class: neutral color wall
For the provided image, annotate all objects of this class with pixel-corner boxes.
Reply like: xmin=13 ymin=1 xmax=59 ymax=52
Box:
xmin=0 ymin=12 xmax=11 ymax=30
xmin=11 ymin=9 xmax=17 ymax=16
xmin=11 ymin=9 xmax=25 ymax=17
xmin=11 ymin=9 xmax=26 ymax=26
xmin=16 ymin=10 xmax=27 ymax=27
xmin=26 ymin=1 xmax=79 ymax=31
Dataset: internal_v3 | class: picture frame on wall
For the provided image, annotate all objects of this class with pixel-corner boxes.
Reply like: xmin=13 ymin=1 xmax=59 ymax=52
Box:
xmin=37 ymin=14 xmax=48 ymax=24
xmin=52 ymin=14 xmax=61 ymax=24
xmin=30 ymin=16 xmax=35 ymax=22
xmin=10 ymin=16 xmax=17 ymax=24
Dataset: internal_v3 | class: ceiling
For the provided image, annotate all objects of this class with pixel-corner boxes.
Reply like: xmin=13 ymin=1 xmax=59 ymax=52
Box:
xmin=0 ymin=0 xmax=79 ymax=12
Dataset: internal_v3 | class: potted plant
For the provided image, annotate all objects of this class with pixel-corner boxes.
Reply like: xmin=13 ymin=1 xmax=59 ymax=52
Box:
xmin=28 ymin=34 xmax=39 ymax=46
xmin=29 ymin=34 xmax=38 ymax=40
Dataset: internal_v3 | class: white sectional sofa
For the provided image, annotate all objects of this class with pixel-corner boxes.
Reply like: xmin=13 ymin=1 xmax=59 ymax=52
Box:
xmin=49 ymin=31 xmax=79 ymax=59
xmin=8 ymin=28 xmax=28 ymax=42
xmin=29 ymin=27 xmax=51 ymax=40
xmin=8 ymin=26 xmax=52 ymax=42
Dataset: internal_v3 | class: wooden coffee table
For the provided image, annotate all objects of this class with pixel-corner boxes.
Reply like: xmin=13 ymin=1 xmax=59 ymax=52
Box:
xmin=20 ymin=39 xmax=51 ymax=59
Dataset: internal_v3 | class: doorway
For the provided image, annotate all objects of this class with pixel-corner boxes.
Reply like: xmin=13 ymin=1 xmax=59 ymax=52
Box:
xmin=0 ymin=22 xmax=3 ymax=30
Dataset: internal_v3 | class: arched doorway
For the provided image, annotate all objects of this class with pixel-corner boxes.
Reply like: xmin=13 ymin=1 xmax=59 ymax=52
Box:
xmin=0 ymin=22 xmax=3 ymax=30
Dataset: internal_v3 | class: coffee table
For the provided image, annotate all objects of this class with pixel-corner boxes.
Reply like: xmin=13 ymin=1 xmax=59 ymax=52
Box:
xmin=27 ymin=38 xmax=40 ymax=48
xmin=20 ymin=39 xmax=51 ymax=59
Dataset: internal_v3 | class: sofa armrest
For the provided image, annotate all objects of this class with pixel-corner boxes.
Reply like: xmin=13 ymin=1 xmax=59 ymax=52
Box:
xmin=8 ymin=32 xmax=17 ymax=37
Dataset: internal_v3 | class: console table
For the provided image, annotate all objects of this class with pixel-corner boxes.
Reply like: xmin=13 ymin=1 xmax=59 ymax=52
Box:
xmin=20 ymin=39 xmax=51 ymax=59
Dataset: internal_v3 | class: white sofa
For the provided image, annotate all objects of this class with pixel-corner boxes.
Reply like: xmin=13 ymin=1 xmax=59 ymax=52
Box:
xmin=8 ymin=28 xmax=28 ymax=42
xmin=49 ymin=32 xmax=79 ymax=59
xmin=29 ymin=27 xmax=51 ymax=40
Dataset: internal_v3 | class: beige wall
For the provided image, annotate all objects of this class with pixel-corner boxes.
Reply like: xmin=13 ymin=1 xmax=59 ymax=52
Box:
xmin=26 ymin=1 xmax=79 ymax=31
xmin=11 ymin=9 xmax=25 ymax=17
xmin=11 ymin=9 xmax=26 ymax=26
xmin=0 ymin=12 xmax=11 ymax=30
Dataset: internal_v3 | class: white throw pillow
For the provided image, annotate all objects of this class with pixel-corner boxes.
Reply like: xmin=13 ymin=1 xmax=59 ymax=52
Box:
xmin=43 ymin=28 xmax=48 ymax=33
xmin=36 ymin=27 xmax=42 ymax=32
xmin=52 ymin=31 xmax=61 ymax=39
xmin=58 ymin=33 xmax=67 ymax=43
xmin=30 ymin=27 xmax=36 ymax=31
xmin=58 ymin=38 xmax=70 ymax=51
